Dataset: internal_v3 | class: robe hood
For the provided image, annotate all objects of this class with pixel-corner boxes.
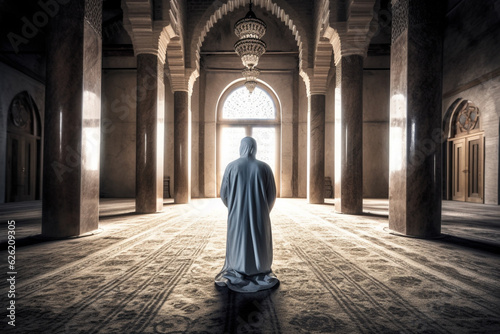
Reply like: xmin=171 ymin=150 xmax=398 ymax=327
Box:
xmin=239 ymin=137 xmax=257 ymax=158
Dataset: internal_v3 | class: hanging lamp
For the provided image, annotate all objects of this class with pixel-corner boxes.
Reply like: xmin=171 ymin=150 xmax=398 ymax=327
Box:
xmin=234 ymin=0 xmax=266 ymax=92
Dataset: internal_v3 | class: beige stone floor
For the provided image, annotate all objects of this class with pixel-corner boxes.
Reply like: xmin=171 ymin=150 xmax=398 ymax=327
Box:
xmin=0 ymin=198 xmax=499 ymax=333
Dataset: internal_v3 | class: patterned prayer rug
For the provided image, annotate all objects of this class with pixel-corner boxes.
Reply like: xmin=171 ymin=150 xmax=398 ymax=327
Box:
xmin=1 ymin=199 xmax=499 ymax=333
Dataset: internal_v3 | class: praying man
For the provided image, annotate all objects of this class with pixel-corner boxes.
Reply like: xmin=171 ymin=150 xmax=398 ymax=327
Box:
xmin=215 ymin=136 xmax=279 ymax=293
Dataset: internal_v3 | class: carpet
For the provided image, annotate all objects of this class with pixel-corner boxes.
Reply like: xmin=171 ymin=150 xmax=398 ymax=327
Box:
xmin=1 ymin=199 xmax=500 ymax=333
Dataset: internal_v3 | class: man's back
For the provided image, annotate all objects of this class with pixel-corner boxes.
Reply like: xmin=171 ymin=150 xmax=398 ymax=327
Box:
xmin=221 ymin=156 xmax=276 ymax=217
xmin=215 ymin=137 xmax=279 ymax=293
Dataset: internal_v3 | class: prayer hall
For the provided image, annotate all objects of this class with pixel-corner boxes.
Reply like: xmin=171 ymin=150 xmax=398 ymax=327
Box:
xmin=1 ymin=0 xmax=499 ymax=333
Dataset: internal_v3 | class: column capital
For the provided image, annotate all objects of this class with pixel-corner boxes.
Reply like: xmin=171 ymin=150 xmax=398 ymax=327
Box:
xmin=123 ymin=21 xmax=177 ymax=65
xmin=300 ymin=68 xmax=331 ymax=97
xmin=122 ymin=0 xmax=184 ymax=67
xmin=321 ymin=0 xmax=378 ymax=66
xmin=311 ymin=40 xmax=333 ymax=95
xmin=166 ymin=68 xmax=198 ymax=95
xmin=324 ymin=23 xmax=376 ymax=66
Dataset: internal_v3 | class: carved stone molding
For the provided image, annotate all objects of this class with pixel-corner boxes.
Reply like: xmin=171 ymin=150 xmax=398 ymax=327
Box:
xmin=188 ymin=69 xmax=200 ymax=96
xmin=299 ymin=69 xmax=311 ymax=97
xmin=122 ymin=0 xmax=157 ymax=56
xmin=122 ymin=0 xmax=188 ymax=91
xmin=85 ymin=0 xmax=102 ymax=37
xmin=320 ymin=0 xmax=377 ymax=65
xmin=310 ymin=40 xmax=332 ymax=95
xmin=391 ymin=0 xmax=408 ymax=44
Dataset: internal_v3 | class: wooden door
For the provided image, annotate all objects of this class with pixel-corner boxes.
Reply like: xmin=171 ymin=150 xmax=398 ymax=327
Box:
xmin=450 ymin=134 xmax=484 ymax=203
xmin=466 ymin=134 xmax=484 ymax=203
xmin=6 ymin=133 xmax=37 ymax=202
xmin=451 ymin=138 xmax=465 ymax=201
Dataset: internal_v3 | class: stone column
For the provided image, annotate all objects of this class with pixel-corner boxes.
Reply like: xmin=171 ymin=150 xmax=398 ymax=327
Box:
xmin=135 ymin=54 xmax=165 ymax=213
xmin=389 ymin=0 xmax=443 ymax=237
xmin=174 ymin=91 xmax=191 ymax=203
xmin=42 ymin=0 xmax=102 ymax=238
xmin=334 ymin=55 xmax=363 ymax=214
xmin=307 ymin=94 xmax=326 ymax=204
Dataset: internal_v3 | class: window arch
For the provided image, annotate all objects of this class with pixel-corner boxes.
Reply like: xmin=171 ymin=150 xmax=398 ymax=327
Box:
xmin=222 ymin=86 xmax=276 ymax=120
xmin=216 ymin=80 xmax=281 ymax=196
xmin=217 ymin=80 xmax=281 ymax=123
xmin=448 ymin=100 xmax=481 ymax=138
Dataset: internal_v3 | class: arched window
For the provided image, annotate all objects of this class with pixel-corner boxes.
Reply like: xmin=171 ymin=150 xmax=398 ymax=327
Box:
xmin=216 ymin=81 xmax=281 ymax=196
xmin=222 ymin=86 xmax=276 ymax=120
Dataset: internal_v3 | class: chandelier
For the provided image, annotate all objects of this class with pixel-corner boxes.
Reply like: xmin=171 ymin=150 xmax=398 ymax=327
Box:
xmin=242 ymin=67 xmax=260 ymax=93
xmin=234 ymin=0 xmax=266 ymax=92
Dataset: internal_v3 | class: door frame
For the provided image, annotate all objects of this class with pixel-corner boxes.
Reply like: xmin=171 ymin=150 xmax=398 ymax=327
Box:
xmin=449 ymin=133 xmax=484 ymax=203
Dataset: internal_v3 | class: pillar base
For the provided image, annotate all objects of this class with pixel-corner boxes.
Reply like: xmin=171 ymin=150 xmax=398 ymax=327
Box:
xmin=40 ymin=228 xmax=103 ymax=240
xmin=383 ymin=227 xmax=444 ymax=239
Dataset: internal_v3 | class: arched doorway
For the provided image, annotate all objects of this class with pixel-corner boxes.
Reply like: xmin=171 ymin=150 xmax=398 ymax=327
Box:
xmin=5 ymin=91 xmax=42 ymax=202
xmin=216 ymin=81 xmax=281 ymax=196
xmin=446 ymin=99 xmax=484 ymax=203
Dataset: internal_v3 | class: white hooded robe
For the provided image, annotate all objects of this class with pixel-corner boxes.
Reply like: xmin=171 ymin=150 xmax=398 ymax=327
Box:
xmin=215 ymin=137 xmax=279 ymax=293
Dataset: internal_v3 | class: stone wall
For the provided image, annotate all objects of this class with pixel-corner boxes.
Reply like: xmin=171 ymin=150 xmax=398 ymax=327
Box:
xmin=100 ymin=57 xmax=137 ymax=198
xmin=363 ymin=56 xmax=390 ymax=198
xmin=442 ymin=0 xmax=500 ymax=204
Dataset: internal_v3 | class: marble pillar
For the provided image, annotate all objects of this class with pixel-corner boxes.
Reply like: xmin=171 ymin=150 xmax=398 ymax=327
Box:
xmin=307 ymin=94 xmax=326 ymax=204
xmin=135 ymin=54 xmax=165 ymax=213
xmin=389 ymin=0 xmax=443 ymax=237
xmin=174 ymin=91 xmax=191 ymax=203
xmin=334 ymin=56 xmax=364 ymax=214
xmin=42 ymin=0 xmax=102 ymax=237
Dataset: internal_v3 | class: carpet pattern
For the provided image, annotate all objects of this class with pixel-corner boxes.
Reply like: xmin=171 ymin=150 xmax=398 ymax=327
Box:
xmin=1 ymin=199 xmax=500 ymax=333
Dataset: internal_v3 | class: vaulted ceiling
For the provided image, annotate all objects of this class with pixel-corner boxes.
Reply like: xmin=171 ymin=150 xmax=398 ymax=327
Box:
xmin=122 ymin=0 xmax=384 ymax=94
xmin=0 ymin=0 xmax=391 ymax=89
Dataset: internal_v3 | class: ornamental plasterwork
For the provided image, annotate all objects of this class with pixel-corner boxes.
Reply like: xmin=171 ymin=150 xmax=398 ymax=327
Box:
xmin=455 ymin=101 xmax=480 ymax=135
xmin=321 ymin=0 xmax=378 ymax=65
xmin=222 ymin=86 xmax=276 ymax=120
xmin=9 ymin=92 xmax=34 ymax=132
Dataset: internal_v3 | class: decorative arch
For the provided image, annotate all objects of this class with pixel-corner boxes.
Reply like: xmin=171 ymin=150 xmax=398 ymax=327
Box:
xmin=443 ymin=98 xmax=464 ymax=140
xmin=216 ymin=79 xmax=282 ymax=121
xmin=189 ymin=0 xmax=310 ymax=74
xmin=446 ymin=99 xmax=482 ymax=139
